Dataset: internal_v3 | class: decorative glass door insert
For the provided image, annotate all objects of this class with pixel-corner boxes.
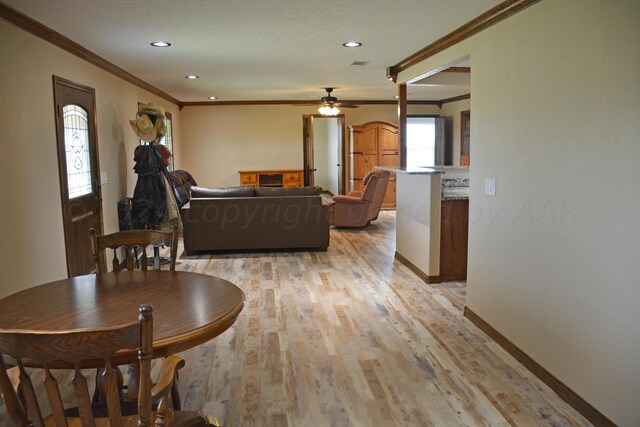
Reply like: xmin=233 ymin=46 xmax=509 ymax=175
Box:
xmin=63 ymin=104 xmax=92 ymax=198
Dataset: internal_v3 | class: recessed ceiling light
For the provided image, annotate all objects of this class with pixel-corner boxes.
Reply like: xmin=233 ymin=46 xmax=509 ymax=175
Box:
xmin=150 ymin=41 xmax=171 ymax=47
xmin=185 ymin=75 xmax=199 ymax=79
xmin=343 ymin=41 xmax=362 ymax=48
xmin=393 ymin=95 xmax=399 ymax=99
xmin=209 ymin=96 xmax=217 ymax=100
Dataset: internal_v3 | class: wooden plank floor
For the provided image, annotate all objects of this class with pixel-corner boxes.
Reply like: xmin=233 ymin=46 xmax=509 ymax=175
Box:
xmin=173 ymin=211 xmax=591 ymax=426
xmin=0 ymin=211 xmax=592 ymax=426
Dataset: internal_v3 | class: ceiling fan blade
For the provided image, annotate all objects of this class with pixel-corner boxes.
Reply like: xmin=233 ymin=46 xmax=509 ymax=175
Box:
xmin=337 ymin=103 xmax=358 ymax=108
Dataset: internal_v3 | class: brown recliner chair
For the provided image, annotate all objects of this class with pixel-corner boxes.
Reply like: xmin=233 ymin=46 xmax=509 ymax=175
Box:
xmin=330 ymin=169 xmax=390 ymax=227
xmin=169 ymin=169 xmax=198 ymax=208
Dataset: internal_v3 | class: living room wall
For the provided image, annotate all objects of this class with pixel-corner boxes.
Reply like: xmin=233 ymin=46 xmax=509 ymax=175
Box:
xmin=180 ymin=104 xmax=439 ymax=187
xmin=397 ymin=0 xmax=639 ymax=425
xmin=0 ymin=19 xmax=181 ymax=297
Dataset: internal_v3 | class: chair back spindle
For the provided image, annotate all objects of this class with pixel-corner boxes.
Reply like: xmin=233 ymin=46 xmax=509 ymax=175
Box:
xmin=90 ymin=226 xmax=178 ymax=273
xmin=0 ymin=305 xmax=151 ymax=427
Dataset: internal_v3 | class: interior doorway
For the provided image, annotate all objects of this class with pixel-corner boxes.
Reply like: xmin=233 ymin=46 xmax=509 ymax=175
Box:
xmin=460 ymin=110 xmax=470 ymax=166
xmin=53 ymin=76 xmax=103 ymax=277
xmin=302 ymin=114 xmax=345 ymax=195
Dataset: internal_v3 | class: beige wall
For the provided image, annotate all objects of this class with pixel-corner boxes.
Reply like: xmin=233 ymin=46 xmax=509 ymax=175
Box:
xmin=0 ymin=20 xmax=181 ymax=297
xmin=398 ymin=0 xmax=640 ymax=425
xmin=181 ymin=104 xmax=439 ymax=187
xmin=440 ymin=98 xmax=470 ymax=166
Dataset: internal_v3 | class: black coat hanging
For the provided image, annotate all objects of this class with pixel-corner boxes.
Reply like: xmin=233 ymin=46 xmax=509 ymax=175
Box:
xmin=132 ymin=144 xmax=166 ymax=229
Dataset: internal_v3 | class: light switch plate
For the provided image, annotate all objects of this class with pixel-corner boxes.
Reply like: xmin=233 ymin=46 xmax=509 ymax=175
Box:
xmin=100 ymin=171 xmax=108 ymax=185
xmin=484 ymin=178 xmax=496 ymax=196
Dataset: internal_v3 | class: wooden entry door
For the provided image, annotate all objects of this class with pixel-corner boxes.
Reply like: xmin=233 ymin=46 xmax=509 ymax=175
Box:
xmin=53 ymin=76 xmax=103 ymax=277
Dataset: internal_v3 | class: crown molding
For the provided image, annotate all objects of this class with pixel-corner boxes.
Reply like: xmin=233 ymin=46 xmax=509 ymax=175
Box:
xmin=436 ymin=93 xmax=470 ymax=108
xmin=387 ymin=0 xmax=541 ymax=82
xmin=181 ymin=99 xmax=442 ymax=107
xmin=0 ymin=2 xmax=182 ymax=107
xmin=1 ymin=0 xmax=474 ymax=110
xmin=182 ymin=96 xmax=468 ymax=108
xmin=443 ymin=67 xmax=471 ymax=73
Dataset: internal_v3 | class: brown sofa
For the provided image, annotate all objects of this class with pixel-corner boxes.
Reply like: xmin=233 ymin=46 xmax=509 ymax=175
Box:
xmin=181 ymin=185 xmax=330 ymax=254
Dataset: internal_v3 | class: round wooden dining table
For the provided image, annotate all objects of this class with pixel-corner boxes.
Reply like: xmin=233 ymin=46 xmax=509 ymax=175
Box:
xmin=0 ymin=270 xmax=245 ymax=368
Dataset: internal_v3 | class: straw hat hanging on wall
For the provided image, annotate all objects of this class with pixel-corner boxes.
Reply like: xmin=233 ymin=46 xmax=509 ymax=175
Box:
xmin=129 ymin=102 xmax=167 ymax=142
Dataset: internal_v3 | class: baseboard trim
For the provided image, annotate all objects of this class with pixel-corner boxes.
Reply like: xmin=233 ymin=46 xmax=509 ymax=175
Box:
xmin=463 ymin=307 xmax=616 ymax=427
xmin=394 ymin=252 xmax=440 ymax=284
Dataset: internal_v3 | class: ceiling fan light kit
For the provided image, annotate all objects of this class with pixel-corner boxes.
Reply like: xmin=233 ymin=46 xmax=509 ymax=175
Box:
xmin=318 ymin=105 xmax=340 ymax=116
xmin=316 ymin=88 xmax=357 ymax=115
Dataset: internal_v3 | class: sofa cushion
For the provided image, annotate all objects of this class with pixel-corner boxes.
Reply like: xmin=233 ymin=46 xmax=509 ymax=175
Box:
xmin=191 ymin=185 xmax=256 ymax=198
xmin=255 ymin=186 xmax=321 ymax=197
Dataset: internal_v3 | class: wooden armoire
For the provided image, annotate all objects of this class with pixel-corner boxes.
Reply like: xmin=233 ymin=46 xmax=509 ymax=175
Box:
xmin=349 ymin=121 xmax=398 ymax=209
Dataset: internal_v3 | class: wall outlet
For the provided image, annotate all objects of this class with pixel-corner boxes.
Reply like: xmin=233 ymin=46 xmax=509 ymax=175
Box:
xmin=484 ymin=178 xmax=496 ymax=196
xmin=100 ymin=171 xmax=108 ymax=185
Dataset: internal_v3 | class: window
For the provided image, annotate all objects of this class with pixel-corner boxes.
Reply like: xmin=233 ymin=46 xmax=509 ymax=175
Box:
xmin=407 ymin=117 xmax=437 ymax=168
xmin=139 ymin=111 xmax=174 ymax=171
xmin=159 ymin=112 xmax=174 ymax=171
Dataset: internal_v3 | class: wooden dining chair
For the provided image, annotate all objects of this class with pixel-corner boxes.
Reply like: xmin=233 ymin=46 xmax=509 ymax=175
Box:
xmin=90 ymin=226 xmax=179 ymax=273
xmin=89 ymin=225 xmax=183 ymax=410
xmin=0 ymin=304 xmax=217 ymax=427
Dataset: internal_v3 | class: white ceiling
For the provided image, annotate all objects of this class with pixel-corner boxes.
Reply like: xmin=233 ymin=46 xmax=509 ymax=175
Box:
xmin=4 ymin=0 xmax=496 ymax=103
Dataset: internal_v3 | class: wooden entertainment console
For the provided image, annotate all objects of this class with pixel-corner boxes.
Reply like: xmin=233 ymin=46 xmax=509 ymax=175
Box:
xmin=238 ymin=169 xmax=303 ymax=188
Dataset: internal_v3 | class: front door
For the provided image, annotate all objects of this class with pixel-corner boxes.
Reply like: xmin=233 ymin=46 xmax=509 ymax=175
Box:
xmin=53 ymin=76 xmax=103 ymax=277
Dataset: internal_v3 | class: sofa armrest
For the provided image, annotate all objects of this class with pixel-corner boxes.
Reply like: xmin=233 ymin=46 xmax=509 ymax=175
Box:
xmin=332 ymin=195 xmax=366 ymax=205
xmin=347 ymin=190 xmax=363 ymax=198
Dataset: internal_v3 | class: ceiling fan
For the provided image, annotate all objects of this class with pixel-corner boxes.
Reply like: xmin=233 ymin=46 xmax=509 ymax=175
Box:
xmin=320 ymin=87 xmax=358 ymax=111
xmin=299 ymin=88 xmax=358 ymax=115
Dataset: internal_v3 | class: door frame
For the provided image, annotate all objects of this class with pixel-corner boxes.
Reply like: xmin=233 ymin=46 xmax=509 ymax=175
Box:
xmin=53 ymin=75 xmax=104 ymax=276
xmin=302 ymin=114 xmax=346 ymax=194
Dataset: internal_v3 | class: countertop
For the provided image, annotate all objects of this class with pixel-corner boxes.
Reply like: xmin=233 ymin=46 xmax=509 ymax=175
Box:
xmin=441 ymin=188 xmax=469 ymax=200
xmin=375 ymin=165 xmax=444 ymax=175
xmin=441 ymin=177 xmax=469 ymax=200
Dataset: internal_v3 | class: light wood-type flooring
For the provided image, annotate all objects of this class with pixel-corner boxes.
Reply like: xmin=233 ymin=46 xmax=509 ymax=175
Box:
xmin=0 ymin=211 xmax=592 ymax=426
xmin=174 ymin=211 xmax=591 ymax=426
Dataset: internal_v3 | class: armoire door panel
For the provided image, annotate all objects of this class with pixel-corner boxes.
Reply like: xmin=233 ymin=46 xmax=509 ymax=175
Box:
xmin=354 ymin=128 xmax=378 ymax=152
xmin=378 ymin=126 xmax=398 ymax=151
xmin=382 ymin=180 xmax=396 ymax=208
xmin=353 ymin=153 xmax=377 ymax=179
xmin=379 ymin=151 xmax=399 ymax=168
